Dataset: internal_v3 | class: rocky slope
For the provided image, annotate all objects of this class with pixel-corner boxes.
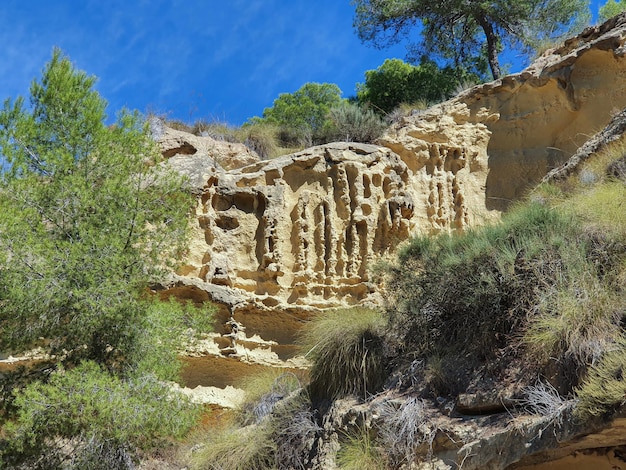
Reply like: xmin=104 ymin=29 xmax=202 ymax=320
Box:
xmin=161 ymin=14 xmax=626 ymax=469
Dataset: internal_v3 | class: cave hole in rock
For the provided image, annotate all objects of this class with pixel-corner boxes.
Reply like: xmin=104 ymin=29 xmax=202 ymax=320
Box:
xmin=215 ymin=215 xmax=239 ymax=230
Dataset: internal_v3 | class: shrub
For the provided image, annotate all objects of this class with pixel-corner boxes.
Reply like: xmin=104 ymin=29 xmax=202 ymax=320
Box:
xmin=575 ymin=344 xmax=626 ymax=418
xmin=238 ymin=122 xmax=280 ymax=159
xmin=1 ymin=361 xmax=198 ymax=469
xmin=391 ymin=203 xmax=578 ymax=359
xmin=299 ymin=308 xmax=387 ymax=401
xmin=525 ymin=273 xmax=623 ymax=368
xmin=327 ymin=102 xmax=387 ymax=143
xmin=521 ymin=381 xmax=571 ymax=427
xmin=388 ymin=198 xmax=626 ymax=393
xmin=251 ymin=82 xmax=344 ymax=147
xmin=272 ymin=391 xmax=320 ymax=470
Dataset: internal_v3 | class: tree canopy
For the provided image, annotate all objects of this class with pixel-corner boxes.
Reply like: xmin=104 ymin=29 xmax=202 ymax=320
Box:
xmin=356 ymin=58 xmax=478 ymax=114
xmin=599 ymin=0 xmax=626 ymax=21
xmin=0 ymin=49 xmax=210 ymax=466
xmin=251 ymin=82 xmax=344 ymax=146
xmin=353 ymin=0 xmax=590 ymax=80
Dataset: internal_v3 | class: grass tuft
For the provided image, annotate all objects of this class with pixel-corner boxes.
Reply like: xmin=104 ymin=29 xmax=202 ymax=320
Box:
xmin=191 ymin=423 xmax=276 ymax=470
xmin=236 ymin=371 xmax=303 ymax=425
xmin=299 ymin=308 xmax=387 ymax=402
xmin=575 ymin=344 xmax=626 ymax=419
xmin=336 ymin=426 xmax=386 ymax=470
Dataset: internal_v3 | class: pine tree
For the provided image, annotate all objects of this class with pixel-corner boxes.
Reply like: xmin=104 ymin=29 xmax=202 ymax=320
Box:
xmin=353 ymin=0 xmax=589 ymax=79
xmin=0 ymin=49 xmax=210 ymax=467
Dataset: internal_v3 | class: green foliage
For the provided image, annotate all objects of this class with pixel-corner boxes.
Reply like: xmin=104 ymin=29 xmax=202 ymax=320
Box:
xmin=0 ymin=49 xmax=211 ymax=465
xmin=356 ymin=58 xmax=478 ymax=114
xmin=299 ymin=308 xmax=387 ymax=401
xmin=251 ymin=82 xmax=344 ymax=147
xmin=575 ymin=344 xmax=626 ymax=418
xmin=599 ymin=0 xmax=626 ymax=21
xmin=1 ymin=361 xmax=198 ymax=468
xmin=0 ymin=48 xmax=202 ymax=368
xmin=353 ymin=0 xmax=589 ymax=79
xmin=327 ymin=102 xmax=387 ymax=143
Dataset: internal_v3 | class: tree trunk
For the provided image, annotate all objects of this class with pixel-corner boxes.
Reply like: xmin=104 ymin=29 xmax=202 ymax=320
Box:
xmin=476 ymin=15 xmax=501 ymax=80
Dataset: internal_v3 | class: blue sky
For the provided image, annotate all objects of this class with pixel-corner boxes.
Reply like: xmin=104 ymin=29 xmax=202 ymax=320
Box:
xmin=0 ymin=1 xmax=607 ymax=126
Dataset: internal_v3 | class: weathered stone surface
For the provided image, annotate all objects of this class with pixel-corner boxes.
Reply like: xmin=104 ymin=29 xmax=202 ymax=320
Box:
xmin=181 ymin=142 xmax=415 ymax=310
xmin=479 ymin=14 xmax=626 ymax=204
xmin=380 ymin=100 xmax=496 ymax=231
xmin=543 ymin=107 xmax=626 ymax=183
xmin=157 ymin=123 xmax=260 ymax=170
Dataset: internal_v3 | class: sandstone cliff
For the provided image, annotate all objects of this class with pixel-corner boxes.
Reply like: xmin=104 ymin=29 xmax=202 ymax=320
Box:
xmin=162 ymin=13 xmax=626 ymax=316
xmin=164 ymin=14 xmax=626 ymax=470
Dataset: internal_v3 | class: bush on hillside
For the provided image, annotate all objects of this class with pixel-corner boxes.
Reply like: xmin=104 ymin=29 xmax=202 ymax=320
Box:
xmin=388 ymin=198 xmax=626 ymax=391
xmin=327 ymin=102 xmax=387 ymax=143
xmin=1 ymin=362 xmax=198 ymax=469
xmin=250 ymin=82 xmax=344 ymax=147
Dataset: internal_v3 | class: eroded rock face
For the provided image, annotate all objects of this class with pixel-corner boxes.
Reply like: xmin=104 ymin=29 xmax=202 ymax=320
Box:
xmin=157 ymin=123 xmax=260 ymax=171
xmin=385 ymin=14 xmax=626 ymax=214
xmin=182 ymin=142 xmax=415 ymax=310
xmin=380 ymin=101 xmax=495 ymax=231
xmin=166 ymin=14 xmax=626 ymax=314
xmin=465 ymin=14 xmax=626 ymax=209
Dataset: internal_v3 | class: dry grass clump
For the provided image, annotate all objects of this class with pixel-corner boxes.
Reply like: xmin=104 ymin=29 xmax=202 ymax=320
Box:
xmin=159 ymin=116 xmax=287 ymax=160
xmin=299 ymin=308 xmax=388 ymax=402
xmin=336 ymin=426 xmax=386 ymax=470
xmin=192 ymin=371 xmax=319 ymax=470
xmin=327 ymin=102 xmax=387 ymax=143
xmin=191 ymin=423 xmax=276 ymax=470
xmin=236 ymin=371 xmax=303 ymax=425
xmin=385 ymin=100 xmax=430 ymax=123
xmin=377 ymin=397 xmax=435 ymax=467
xmin=521 ymin=381 xmax=572 ymax=428
xmin=239 ymin=122 xmax=280 ymax=160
